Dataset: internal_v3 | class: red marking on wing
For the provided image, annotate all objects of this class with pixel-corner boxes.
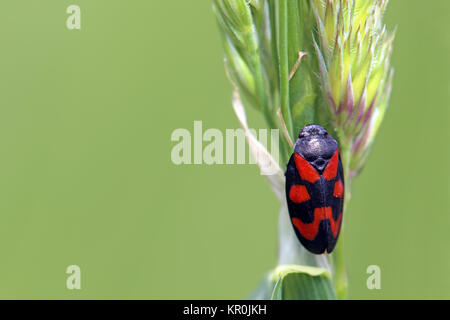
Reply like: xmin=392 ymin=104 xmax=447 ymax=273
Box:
xmin=294 ymin=153 xmax=320 ymax=183
xmin=333 ymin=180 xmax=344 ymax=198
xmin=323 ymin=149 xmax=339 ymax=181
xmin=291 ymin=207 xmax=342 ymax=241
xmin=289 ymin=185 xmax=310 ymax=203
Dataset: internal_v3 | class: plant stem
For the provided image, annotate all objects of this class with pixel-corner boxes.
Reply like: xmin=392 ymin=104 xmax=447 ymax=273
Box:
xmin=278 ymin=0 xmax=293 ymax=139
xmin=332 ymin=233 xmax=348 ymax=299
xmin=332 ymin=131 xmax=352 ymax=299
xmin=332 ymin=195 xmax=349 ymax=300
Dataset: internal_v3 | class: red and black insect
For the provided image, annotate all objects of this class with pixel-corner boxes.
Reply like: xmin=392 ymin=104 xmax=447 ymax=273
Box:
xmin=285 ymin=124 xmax=344 ymax=254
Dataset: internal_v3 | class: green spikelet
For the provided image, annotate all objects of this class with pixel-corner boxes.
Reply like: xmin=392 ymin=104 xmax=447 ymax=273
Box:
xmin=308 ymin=0 xmax=394 ymax=176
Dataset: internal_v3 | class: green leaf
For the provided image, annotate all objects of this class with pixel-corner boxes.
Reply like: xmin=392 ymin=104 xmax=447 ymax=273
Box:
xmin=271 ymin=265 xmax=336 ymax=300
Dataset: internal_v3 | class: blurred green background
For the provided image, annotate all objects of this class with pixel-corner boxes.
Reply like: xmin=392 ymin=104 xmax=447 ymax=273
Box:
xmin=0 ymin=0 xmax=448 ymax=299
